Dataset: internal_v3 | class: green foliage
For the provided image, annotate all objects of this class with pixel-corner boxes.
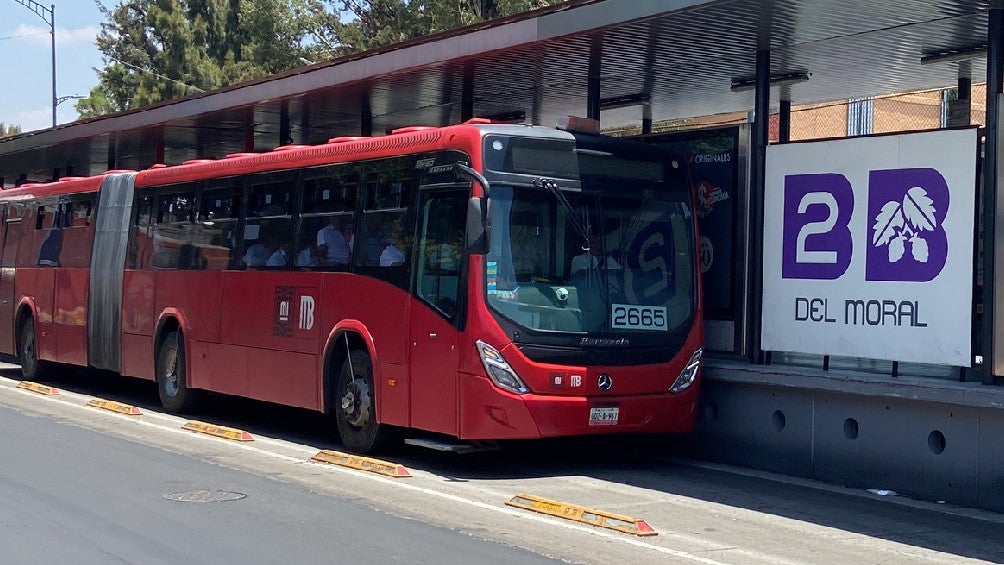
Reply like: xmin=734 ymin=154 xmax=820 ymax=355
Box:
xmin=0 ymin=123 xmax=23 ymax=138
xmin=78 ymin=0 xmax=566 ymax=118
xmin=81 ymin=0 xmax=325 ymax=115
xmin=325 ymin=1 xmax=564 ymax=54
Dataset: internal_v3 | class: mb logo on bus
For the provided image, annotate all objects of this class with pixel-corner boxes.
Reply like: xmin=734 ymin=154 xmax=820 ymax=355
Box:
xmin=274 ymin=286 xmax=315 ymax=336
xmin=299 ymin=295 xmax=315 ymax=331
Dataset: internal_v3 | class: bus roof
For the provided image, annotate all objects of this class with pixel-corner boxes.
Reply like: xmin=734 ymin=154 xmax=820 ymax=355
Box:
xmin=0 ymin=118 xmax=683 ymax=202
xmin=0 ymin=120 xmax=595 ymax=198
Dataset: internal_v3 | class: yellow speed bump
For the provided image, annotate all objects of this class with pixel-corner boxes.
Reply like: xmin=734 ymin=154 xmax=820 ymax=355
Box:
xmin=87 ymin=399 xmax=142 ymax=415
xmin=182 ymin=420 xmax=254 ymax=442
xmin=505 ymin=493 xmax=657 ymax=536
xmin=310 ymin=449 xmax=412 ymax=478
xmin=16 ymin=381 xmax=59 ymax=396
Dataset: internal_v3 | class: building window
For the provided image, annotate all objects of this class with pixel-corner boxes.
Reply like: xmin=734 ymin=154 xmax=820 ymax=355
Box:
xmin=847 ymin=97 xmax=873 ymax=136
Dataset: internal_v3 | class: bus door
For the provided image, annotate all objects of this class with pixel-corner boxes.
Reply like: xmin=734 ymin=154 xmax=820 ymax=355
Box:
xmin=408 ymin=190 xmax=467 ymax=434
xmin=0 ymin=204 xmax=17 ymax=353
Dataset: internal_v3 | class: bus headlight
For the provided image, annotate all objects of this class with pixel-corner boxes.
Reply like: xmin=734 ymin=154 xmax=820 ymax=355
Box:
xmin=669 ymin=348 xmax=702 ymax=394
xmin=476 ymin=340 xmax=529 ymax=395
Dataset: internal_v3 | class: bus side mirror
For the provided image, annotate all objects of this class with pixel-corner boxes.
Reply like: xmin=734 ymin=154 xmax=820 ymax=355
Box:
xmin=455 ymin=163 xmax=491 ymax=255
xmin=466 ymin=196 xmax=490 ymax=254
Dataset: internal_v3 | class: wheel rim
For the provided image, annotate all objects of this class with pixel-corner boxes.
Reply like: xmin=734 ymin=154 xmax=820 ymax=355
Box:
xmin=340 ymin=376 xmax=372 ymax=429
xmin=162 ymin=347 xmax=179 ymax=397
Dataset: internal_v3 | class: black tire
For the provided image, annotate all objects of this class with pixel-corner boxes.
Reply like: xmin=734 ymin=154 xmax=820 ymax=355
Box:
xmin=334 ymin=350 xmax=393 ymax=454
xmin=157 ymin=331 xmax=197 ymax=413
xmin=18 ymin=318 xmax=51 ymax=381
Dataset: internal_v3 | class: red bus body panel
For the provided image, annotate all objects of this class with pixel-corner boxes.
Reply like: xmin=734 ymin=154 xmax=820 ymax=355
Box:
xmin=0 ymin=124 xmax=703 ymax=444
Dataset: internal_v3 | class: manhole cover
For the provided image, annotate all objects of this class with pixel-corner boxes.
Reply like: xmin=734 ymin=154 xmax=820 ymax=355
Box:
xmin=163 ymin=490 xmax=246 ymax=503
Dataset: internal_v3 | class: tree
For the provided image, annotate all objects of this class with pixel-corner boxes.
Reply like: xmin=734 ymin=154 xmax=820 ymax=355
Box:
xmin=79 ymin=0 xmax=326 ymax=115
xmin=77 ymin=0 xmax=565 ymax=117
xmin=325 ymin=1 xmax=564 ymax=54
xmin=0 ymin=123 xmax=22 ymax=138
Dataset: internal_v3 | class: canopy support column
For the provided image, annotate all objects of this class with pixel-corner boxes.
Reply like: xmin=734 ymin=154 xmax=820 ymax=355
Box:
xmin=986 ymin=0 xmax=1004 ymax=382
xmin=462 ymin=62 xmax=475 ymax=122
xmin=747 ymin=47 xmax=771 ymax=364
xmin=778 ymin=99 xmax=791 ymax=143
xmin=361 ymin=95 xmax=372 ymax=137
xmin=587 ymin=33 xmax=602 ymax=121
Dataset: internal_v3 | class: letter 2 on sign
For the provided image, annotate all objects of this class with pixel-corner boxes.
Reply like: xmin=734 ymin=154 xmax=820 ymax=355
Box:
xmin=782 ymin=174 xmax=854 ymax=280
xmin=299 ymin=296 xmax=315 ymax=330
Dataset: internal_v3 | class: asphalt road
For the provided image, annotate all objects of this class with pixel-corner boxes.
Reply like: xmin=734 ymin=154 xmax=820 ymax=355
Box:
xmin=3 ymin=363 xmax=1004 ymax=565
xmin=0 ymin=390 xmax=558 ymax=564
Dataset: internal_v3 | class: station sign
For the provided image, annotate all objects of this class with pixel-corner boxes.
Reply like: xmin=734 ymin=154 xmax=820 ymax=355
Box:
xmin=761 ymin=128 xmax=977 ymax=366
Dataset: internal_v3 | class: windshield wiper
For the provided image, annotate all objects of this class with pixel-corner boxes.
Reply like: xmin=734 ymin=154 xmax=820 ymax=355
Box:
xmin=534 ymin=177 xmax=593 ymax=252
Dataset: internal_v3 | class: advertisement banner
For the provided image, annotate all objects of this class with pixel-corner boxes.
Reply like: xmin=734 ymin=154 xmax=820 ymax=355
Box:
xmin=761 ymin=128 xmax=977 ymax=366
xmin=643 ymin=127 xmax=739 ymax=319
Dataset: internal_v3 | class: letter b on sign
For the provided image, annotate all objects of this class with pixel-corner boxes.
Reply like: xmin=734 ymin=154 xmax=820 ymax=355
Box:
xmin=865 ymin=168 xmax=949 ymax=282
xmin=782 ymin=174 xmax=854 ymax=280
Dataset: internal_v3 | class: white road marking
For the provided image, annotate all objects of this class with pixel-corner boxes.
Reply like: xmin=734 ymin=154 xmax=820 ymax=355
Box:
xmin=0 ymin=377 xmax=758 ymax=564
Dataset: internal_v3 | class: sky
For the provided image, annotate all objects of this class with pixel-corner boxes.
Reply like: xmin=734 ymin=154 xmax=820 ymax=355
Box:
xmin=0 ymin=1 xmax=104 ymax=132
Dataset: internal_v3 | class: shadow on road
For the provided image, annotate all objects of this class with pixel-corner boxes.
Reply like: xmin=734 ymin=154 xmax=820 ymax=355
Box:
xmin=12 ymin=361 xmax=1004 ymax=564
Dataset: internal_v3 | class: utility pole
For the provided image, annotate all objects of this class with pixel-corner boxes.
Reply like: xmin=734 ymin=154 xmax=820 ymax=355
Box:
xmin=11 ymin=1 xmax=56 ymax=127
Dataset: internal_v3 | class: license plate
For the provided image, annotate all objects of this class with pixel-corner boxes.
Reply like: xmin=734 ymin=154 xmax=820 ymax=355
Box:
xmin=589 ymin=406 xmax=619 ymax=426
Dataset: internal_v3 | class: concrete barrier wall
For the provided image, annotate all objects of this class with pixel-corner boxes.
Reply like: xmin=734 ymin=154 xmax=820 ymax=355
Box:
xmin=688 ymin=362 xmax=1004 ymax=512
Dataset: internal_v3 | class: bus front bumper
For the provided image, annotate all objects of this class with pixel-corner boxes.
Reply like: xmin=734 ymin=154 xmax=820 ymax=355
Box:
xmin=459 ymin=372 xmax=699 ymax=440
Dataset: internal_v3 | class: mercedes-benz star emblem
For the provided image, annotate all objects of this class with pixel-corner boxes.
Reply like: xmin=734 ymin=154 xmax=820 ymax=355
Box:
xmin=597 ymin=374 xmax=613 ymax=391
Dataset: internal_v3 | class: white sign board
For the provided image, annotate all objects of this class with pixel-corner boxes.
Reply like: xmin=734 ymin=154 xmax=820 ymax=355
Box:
xmin=761 ymin=128 xmax=977 ymax=366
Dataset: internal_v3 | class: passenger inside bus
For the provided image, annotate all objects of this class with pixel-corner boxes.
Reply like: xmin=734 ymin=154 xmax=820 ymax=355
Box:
xmin=296 ymin=244 xmax=320 ymax=268
xmin=244 ymin=235 xmax=288 ymax=268
xmin=267 ymin=239 xmax=289 ymax=267
xmin=357 ymin=213 xmax=388 ymax=265
xmin=243 ymin=242 xmax=269 ymax=266
xmin=316 ymin=215 xmax=351 ymax=265
xmin=380 ymin=228 xmax=406 ymax=267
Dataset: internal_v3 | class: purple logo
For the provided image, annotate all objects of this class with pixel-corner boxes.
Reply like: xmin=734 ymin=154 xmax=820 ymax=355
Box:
xmin=782 ymin=174 xmax=854 ymax=280
xmin=866 ymin=168 xmax=949 ymax=282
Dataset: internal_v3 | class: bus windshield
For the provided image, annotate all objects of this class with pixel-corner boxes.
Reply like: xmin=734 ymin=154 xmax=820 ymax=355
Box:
xmin=484 ymin=150 xmax=696 ymax=337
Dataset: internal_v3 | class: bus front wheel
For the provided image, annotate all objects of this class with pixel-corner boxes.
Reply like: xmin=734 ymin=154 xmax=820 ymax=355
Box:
xmin=18 ymin=318 xmax=51 ymax=381
xmin=335 ymin=350 xmax=392 ymax=454
xmin=157 ymin=331 xmax=197 ymax=413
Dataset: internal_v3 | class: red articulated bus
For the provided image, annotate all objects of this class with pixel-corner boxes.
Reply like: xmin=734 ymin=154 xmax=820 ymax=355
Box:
xmin=0 ymin=118 xmax=703 ymax=453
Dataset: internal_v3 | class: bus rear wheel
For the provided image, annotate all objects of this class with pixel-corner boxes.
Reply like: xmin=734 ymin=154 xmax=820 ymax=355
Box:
xmin=335 ymin=350 xmax=392 ymax=454
xmin=18 ymin=318 xmax=51 ymax=381
xmin=157 ymin=331 xmax=197 ymax=413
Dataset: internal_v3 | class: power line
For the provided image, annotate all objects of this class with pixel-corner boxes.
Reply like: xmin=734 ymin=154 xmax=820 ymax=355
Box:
xmin=103 ymin=55 xmax=205 ymax=93
xmin=0 ymin=31 xmax=49 ymax=40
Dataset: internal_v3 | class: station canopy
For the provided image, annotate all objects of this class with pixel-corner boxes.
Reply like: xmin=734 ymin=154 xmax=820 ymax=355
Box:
xmin=0 ymin=0 xmax=992 ymax=183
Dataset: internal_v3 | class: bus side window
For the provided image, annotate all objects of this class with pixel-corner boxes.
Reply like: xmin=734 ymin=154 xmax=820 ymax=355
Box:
xmin=75 ymin=199 xmax=92 ymax=227
xmin=13 ymin=203 xmax=34 ymax=267
xmin=199 ymin=184 xmax=241 ymax=269
xmin=244 ymin=177 xmax=294 ymax=269
xmin=302 ymin=166 xmax=358 ymax=215
xmin=355 ymin=158 xmax=415 ymax=268
xmin=129 ymin=194 xmax=154 ymax=269
xmin=2 ymin=203 xmax=21 ymax=273
xmin=59 ymin=196 xmax=96 ymax=268
xmin=35 ymin=202 xmax=62 ymax=267
xmin=153 ymin=190 xmax=198 ymax=269
xmin=415 ymin=191 xmax=466 ymax=319
xmin=300 ymin=165 xmax=359 ymax=271
xmin=35 ymin=205 xmax=48 ymax=230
